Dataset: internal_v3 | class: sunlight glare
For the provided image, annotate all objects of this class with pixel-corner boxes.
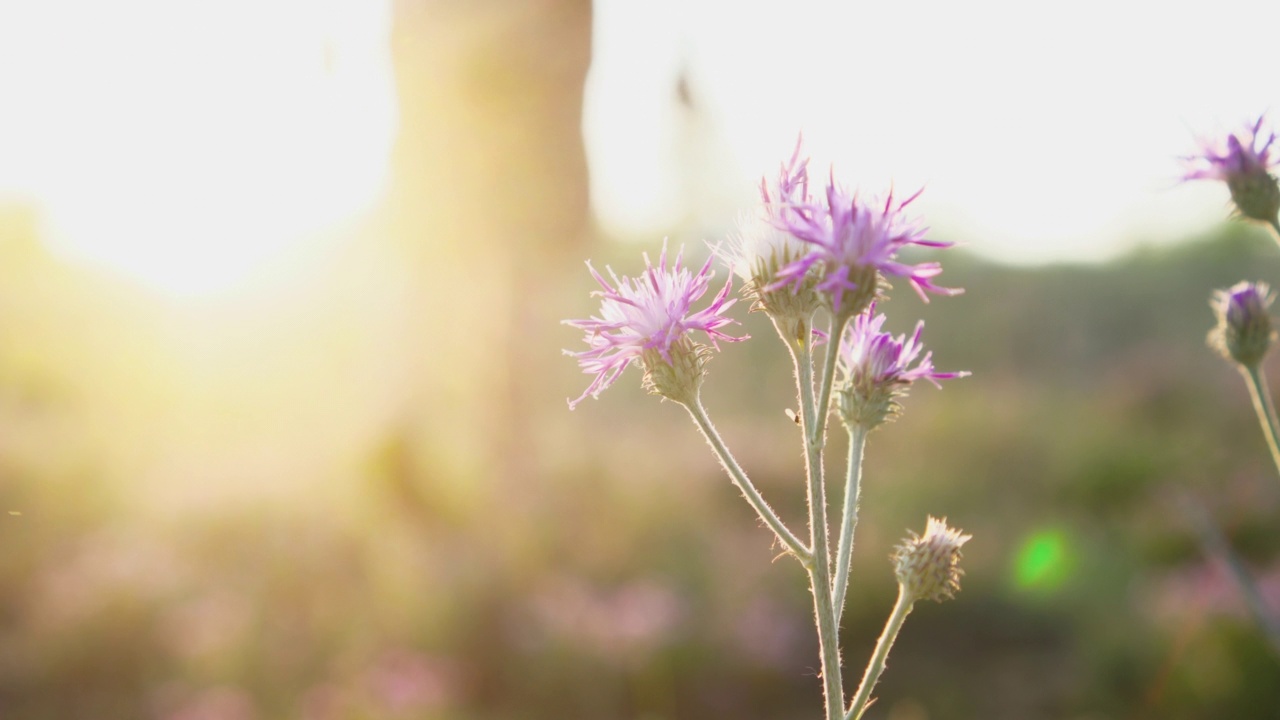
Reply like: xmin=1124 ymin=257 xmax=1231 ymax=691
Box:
xmin=0 ymin=0 xmax=395 ymax=298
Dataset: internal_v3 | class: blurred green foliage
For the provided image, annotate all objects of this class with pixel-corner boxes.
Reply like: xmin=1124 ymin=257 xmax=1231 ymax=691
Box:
xmin=1 ymin=213 xmax=1280 ymax=719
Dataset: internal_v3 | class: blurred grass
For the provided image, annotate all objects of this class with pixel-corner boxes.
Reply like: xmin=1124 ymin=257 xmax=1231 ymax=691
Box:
xmin=1 ymin=205 xmax=1280 ymax=719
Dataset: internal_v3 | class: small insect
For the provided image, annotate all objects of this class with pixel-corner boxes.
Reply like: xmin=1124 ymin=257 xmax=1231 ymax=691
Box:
xmin=785 ymin=408 xmax=801 ymax=426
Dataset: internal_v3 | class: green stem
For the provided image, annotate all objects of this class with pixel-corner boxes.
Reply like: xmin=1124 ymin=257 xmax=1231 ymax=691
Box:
xmin=1266 ymin=217 xmax=1280 ymax=247
xmin=683 ymin=395 xmax=811 ymax=563
xmin=810 ymin=313 xmax=852 ymax=451
xmin=846 ymin=586 xmax=914 ymax=720
xmin=778 ymin=315 xmax=817 ymax=430
xmin=1242 ymin=364 xmax=1280 ymax=480
xmin=796 ymin=312 xmax=854 ymax=720
xmin=801 ymin=406 xmax=844 ymax=720
xmin=832 ymin=423 xmax=868 ymax=623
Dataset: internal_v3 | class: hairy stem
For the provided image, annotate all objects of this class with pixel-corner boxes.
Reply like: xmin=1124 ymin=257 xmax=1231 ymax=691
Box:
xmin=1242 ymin=364 xmax=1280 ymax=481
xmin=683 ymin=395 xmax=811 ymax=562
xmin=833 ymin=423 xmax=868 ymax=622
xmin=796 ymin=313 xmax=854 ymax=720
xmin=847 ymin=586 xmax=914 ymax=720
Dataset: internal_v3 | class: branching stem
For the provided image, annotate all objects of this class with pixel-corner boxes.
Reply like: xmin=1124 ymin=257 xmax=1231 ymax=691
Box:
xmin=683 ymin=396 xmax=811 ymax=563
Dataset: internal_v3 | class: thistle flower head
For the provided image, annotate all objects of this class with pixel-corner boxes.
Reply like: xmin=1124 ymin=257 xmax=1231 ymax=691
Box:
xmin=892 ymin=516 xmax=971 ymax=604
xmin=1183 ymin=116 xmax=1280 ymax=224
xmin=564 ymin=243 xmax=745 ymax=408
xmin=834 ymin=304 xmax=968 ymax=428
xmin=768 ymin=170 xmax=960 ymax=316
xmin=717 ymin=213 xmax=820 ymax=321
xmin=717 ymin=140 xmax=821 ymax=323
xmin=1208 ymin=280 xmax=1275 ymax=368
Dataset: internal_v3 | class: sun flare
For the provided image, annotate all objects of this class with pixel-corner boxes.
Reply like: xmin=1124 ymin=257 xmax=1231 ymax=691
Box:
xmin=0 ymin=0 xmax=395 ymax=298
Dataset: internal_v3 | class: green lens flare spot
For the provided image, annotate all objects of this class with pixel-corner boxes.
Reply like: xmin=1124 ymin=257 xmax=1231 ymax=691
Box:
xmin=1014 ymin=530 xmax=1071 ymax=591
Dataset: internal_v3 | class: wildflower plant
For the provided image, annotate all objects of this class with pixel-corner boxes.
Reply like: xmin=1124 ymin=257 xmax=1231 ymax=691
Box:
xmin=1182 ymin=118 xmax=1280 ymax=655
xmin=565 ymin=139 xmax=970 ymax=719
xmin=1187 ymin=115 xmax=1280 ymax=481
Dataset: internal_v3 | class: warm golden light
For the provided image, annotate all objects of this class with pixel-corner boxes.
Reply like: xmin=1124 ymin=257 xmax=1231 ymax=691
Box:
xmin=0 ymin=0 xmax=395 ymax=297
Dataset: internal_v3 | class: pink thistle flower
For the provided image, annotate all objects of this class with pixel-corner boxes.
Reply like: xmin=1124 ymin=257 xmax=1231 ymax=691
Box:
xmin=835 ymin=304 xmax=967 ymax=427
xmin=1183 ymin=116 xmax=1280 ymax=224
xmin=564 ymin=243 xmax=745 ymax=409
xmin=769 ymin=171 xmax=960 ymax=316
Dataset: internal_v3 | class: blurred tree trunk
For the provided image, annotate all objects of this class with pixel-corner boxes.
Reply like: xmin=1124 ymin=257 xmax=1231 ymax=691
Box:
xmin=382 ymin=0 xmax=593 ymax=491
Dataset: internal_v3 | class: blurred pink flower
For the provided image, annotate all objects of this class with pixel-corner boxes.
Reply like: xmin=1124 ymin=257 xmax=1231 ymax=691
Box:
xmin=1183 ymin=115 xmax=1279 ymax=183
xmin=1183 ymin=116 xmax=1280 ymax=223
xmin=526 ymin=577 xmax=686 ymax=663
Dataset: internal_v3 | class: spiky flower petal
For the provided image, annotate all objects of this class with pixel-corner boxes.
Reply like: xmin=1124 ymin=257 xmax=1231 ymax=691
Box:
xmin=834 ymin=304 xmax=968 ymax=428
xmin=892 ymin=516 xmax=971 ymax=604
xmin=564 ymin=244 xmax=745 ymax=408
xmin=768 ymin=162 xmax=960 ymax=316
xmin=1209 ymin=280 xmax=1275 ymax=368
xmin=1183 ymin=116 xmax=1280 ymax=224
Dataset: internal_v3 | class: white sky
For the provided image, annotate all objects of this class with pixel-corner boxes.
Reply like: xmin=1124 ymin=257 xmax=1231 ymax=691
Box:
xmin=0 ymin=0 xmax=1276 ymax=297
xmin=585 ymin=0 xmax=1280 ymax=264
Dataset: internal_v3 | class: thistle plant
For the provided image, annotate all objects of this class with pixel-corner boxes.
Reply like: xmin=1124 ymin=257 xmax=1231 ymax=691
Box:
xmin=1186 ymin=117 xmax=1280 ymax=482
xmin=1180 ymin=117 xmax=1280 ymax=655
xmin=565 ymin=140 xmax=970 ymax=719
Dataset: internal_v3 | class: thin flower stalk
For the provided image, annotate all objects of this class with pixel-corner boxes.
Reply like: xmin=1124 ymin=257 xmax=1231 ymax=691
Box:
xmin=682 ymin=395 xmax=810 ymax=563
xmin=795 ymin=321 xmax=849 ymax=720
xmin=832 ymin=423 xmax=868 ymax=621
xmin=1243 ymin=365 xmax=1280 ymax=481
xmin=846 ymin=584 xmax=913 ymax=720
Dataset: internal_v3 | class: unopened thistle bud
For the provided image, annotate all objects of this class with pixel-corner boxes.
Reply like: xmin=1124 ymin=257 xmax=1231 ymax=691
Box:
xmin=892 ymin=516 xmax=971 ymax=604
xmin=1208 ymin=281 xmax=1275 ymax=368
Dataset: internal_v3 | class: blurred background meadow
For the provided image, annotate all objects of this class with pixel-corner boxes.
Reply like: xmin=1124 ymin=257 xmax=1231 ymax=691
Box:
xmin=1 ymin=1 xmax=1280 ymax=718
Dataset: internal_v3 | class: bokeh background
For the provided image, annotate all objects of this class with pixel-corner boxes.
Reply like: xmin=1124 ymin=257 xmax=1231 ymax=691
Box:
xmin=1 ymin=1 xmax=1279 ymax=718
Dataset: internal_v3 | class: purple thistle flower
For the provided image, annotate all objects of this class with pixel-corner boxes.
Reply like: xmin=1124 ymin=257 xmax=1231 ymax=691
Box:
xmin=1184 ymin=116 xmax=1279 ymax=183
xmin=564 ymin=243 xmax=745 ymax=409
xmin=1209 ymin=280 xmax=1275 ymax=367
xmin=835 ymin=304 xmax=967 ymax=427
xmin=1183 ymin=116 xmax=1280 ymax=224
xmin=840 ymin=305 xmax=965 ymax=388
xmin=768 ymin=167 xmax=960 ymax=315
